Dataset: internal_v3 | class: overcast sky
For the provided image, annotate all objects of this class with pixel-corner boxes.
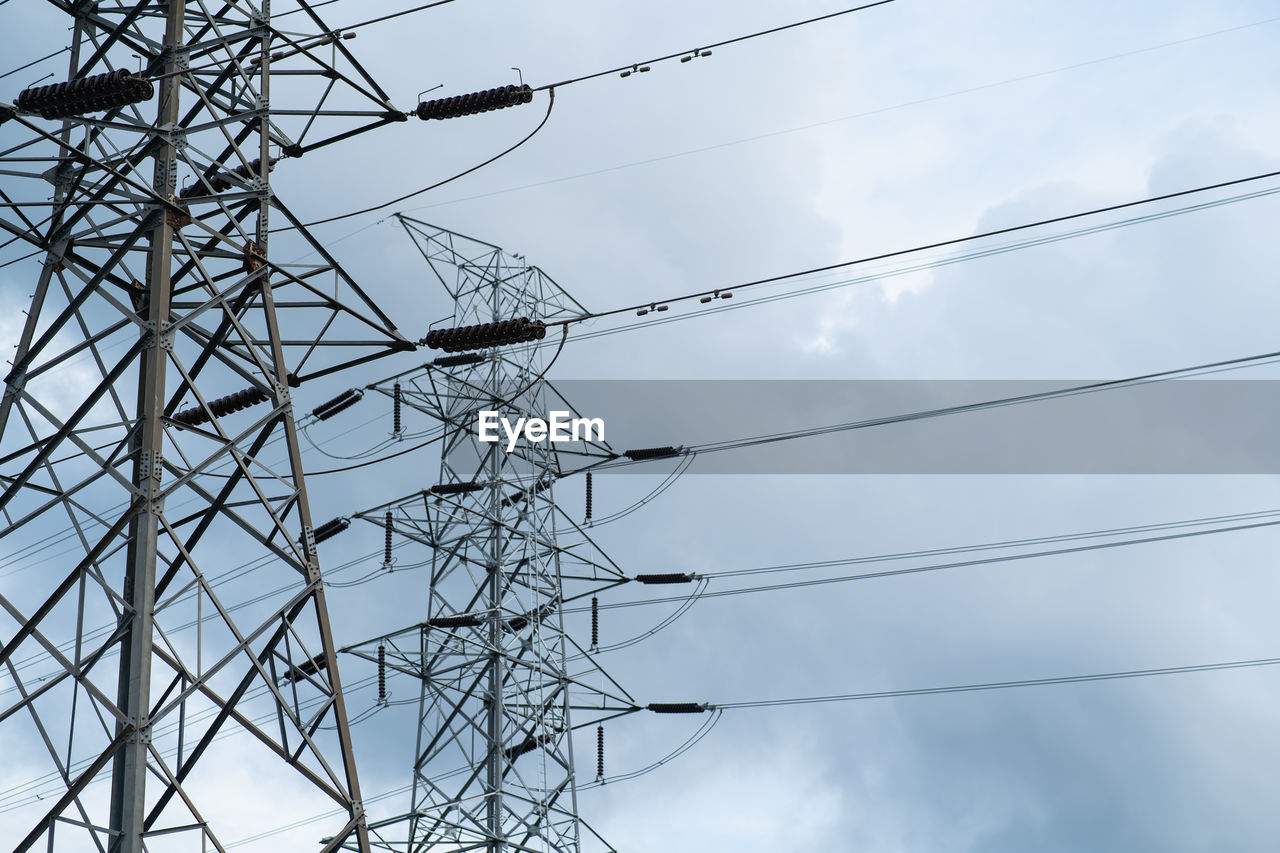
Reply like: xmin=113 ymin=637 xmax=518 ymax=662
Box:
xmin=3 ymin=0 xmax=1280 ymax=850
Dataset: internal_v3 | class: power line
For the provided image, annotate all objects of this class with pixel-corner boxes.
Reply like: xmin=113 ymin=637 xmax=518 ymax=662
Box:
xmin=0 ymin=46 xmax=70 ymax=81
xmin=289 ymin=88 xmax=555 ymax=230
xmin=535 ymin=0 xmax=901 ymax=91
xmin=686 ymin=352 xmax=1280 ymax=456
xmin=395 ymin=14 xmax=1280 ymax=216
xmin=352 ymin=342 xmax=1280 ymax=483
xmin=595 ymin=512 xmax=1280 ymax=611
xmin=715 ymin=655 xmax=1280 ymax=709
xmin=576 ymin=511 xmax=1280 ymax=613
xmin=273 ymin=0 xmax=345 ymax=19
xmin=332 ymin=0 xmax=463 ymax=33
xmin=549 ymin=184 xmax=1280 ymax=347
xmin=405 ymin=177 xmax=1278 ymax=363
xmin=562 ymin=346 xmax=1280 ymax=477
xmin=700 ymin=507 xmax=1280 ymax=580
xmin=9 ymin=420 xmax=1273 ymax=685
xmin=220 ymin=648 xmax=1280 ymax=844
xmin=289 ymin=1 xmax=898 ymax=230
xmin=541 ymin=168 xmax=1280 ymax=329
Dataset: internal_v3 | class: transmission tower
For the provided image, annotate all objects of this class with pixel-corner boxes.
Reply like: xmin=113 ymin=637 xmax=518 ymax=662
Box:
xmin=338 ymin=218 xmax=636 ymax=852
xmin=0 ymin=4 xmax=413 ymax=851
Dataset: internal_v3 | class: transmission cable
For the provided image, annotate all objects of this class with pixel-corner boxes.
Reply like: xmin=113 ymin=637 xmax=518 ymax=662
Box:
xmin=8 ymin=343 xmax=1276 ymax=583
xmin=396 ymin=14 xmax=1280 ymax=216
xmin=714 ymin=655 xmax=1280 ymax=709
xmin=273 ymin=0 xmax=344 ymax=18
xmin=0 ymin=47 xmax=70 ymax=82
xmin=691 ymin=354 xmax=1280 ymax=457
xmin=275 ymin=1 xmax=895 ymax=230
xmin=702 ymin=506 xmax=1280 ymax=581
xmin=578 ymin=707 xmax=724 ymax=790
xmin=535 ymin=1 xmax=900 ymax=91
xmin=328 ymin=0 xmax=463 ymax=33
xmin=537 ymin=168 xmax=1280 ymax=330
xmin=287 ymin=88 xmax=555 ymax=230
xmin=584 ymin=453 xmax=696 ymax=527
xmin=541 ymin=183 xmax=1280 ymax=348
xmin=563 ymin=346 xmax=1280 ymax=478
xmin=572 ymin=511 xmax=1280 ymax=613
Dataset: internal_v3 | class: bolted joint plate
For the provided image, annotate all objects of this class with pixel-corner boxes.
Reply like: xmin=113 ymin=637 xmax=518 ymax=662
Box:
xmin=300 ymin=526 xmax=318 ymax=559
xmin=137 ymin=450 xmax=166 ymax=512
xmin=138 ymin=450 xmax=164 ymax=484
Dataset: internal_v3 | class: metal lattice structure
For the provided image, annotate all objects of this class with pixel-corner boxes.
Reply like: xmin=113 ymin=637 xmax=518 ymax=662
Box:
xmin=0 ymin=4 xmax=415 ymax=850
xmin=340 ymin=218 xmax=636 ymax=852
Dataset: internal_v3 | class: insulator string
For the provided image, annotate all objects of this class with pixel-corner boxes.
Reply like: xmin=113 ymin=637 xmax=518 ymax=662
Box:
xmin=377 ymin=644 xmax=387 ymax=706
xmin=392 ymin=381 xmax=402 ymax=435
xmin=591 ymin=596 xmax=599 ymax=650
xmin=383 ymin=510 xmax=393 ymax=569
xmin=595 ymin=725 xmax=605 ymax=783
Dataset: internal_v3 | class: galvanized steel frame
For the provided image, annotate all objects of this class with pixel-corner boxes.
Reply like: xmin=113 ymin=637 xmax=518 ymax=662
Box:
xmin=0 ymin=2 xmax=413 ymax=850
xmin=342 ymin=219 xmax=629 ymax=852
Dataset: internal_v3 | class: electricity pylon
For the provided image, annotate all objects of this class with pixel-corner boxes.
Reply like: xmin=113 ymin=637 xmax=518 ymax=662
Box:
xmin=0 ymin=4 xmax=412 ymax=850
xmin=340 ymin=218 xmax=636 ymax=852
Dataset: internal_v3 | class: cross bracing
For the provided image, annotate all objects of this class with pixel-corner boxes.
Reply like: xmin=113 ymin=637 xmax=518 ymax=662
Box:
xmin=0 ymin=3 xmax=418 ymax=851
xmin=338 ymin=221 xmax=628 ymax=852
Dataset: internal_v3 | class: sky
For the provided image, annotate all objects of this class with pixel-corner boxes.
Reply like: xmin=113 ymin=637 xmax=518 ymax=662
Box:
xmin=3 ymin=0 xmax=1280 ymax=850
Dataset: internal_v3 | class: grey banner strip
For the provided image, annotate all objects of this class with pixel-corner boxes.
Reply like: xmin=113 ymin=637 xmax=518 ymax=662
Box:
xmin=444 ymin=380 xmax=1280 ymax=474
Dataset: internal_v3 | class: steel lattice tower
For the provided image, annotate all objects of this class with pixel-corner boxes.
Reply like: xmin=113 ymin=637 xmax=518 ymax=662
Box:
xmin=339 ymin=217 xmax=635 ymax=852
xmin=0 ymin=3 xmax=413 ymax=850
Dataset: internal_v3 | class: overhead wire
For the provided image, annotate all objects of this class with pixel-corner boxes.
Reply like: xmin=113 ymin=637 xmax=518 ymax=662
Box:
xmin=272 ymin=0 xmax=463 ymax=27
xmin=286 ymin=89 xmax=556 ymax=230
xmin=6 ymin=649 xmax=1271 ymax=826
xmin=702 ymin=506 xmax=1280 ymax=580
xmin=564 ymin=345 xmax=1280 ymax=476
xmin=396 ymin=14 xmax=1280 ymax=216
xmin=690 ymin=353 xmax=1280 ymax=456
xmin=583 ymin=453 xmax=696 ymax=527
xmin=534 ymin=1 xmax=900 ymax=91
xmin=285 ymin=653 xmax=1280 ymax=812
xmin=541 ymin=168 xmax=1280 ymax=330
xmin=280 ymin=347 xmax=1280 ymax=613
xmin=5 ymin=339 xmax=1277 ymax=593
xmin=272 ymin=0 xmax=346 ymax=19
xmin=577 ymin=707 xmax=724 ymax=790
xmin=0 ymin=46 xmax=71 ymax=81
xmin=544 ymin=183 xmax=1280 ymax=347
xmin=574 ymin=510 xmax=1280 ymax=613
xmin=567 ymin=576 xmax=711 ymax=661
xmin=8 ymin=8 xmax=1280 ymax=824
xmin=274 ymin=180 xmax=1280 ymax=485
xmin=10 ymin=449 xmax=1278 ymax=703
xmin=328 ymin=0 xmax=463 ymax=33
xmin=715 ymin=655 xmax=1280 ymax=708
xmin=284 ymin=1 xmax=902 ymax=231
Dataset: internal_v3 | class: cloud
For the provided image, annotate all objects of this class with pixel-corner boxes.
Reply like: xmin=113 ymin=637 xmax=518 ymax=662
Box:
xmin=590 ymin=723 xmax=845 ymax=851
